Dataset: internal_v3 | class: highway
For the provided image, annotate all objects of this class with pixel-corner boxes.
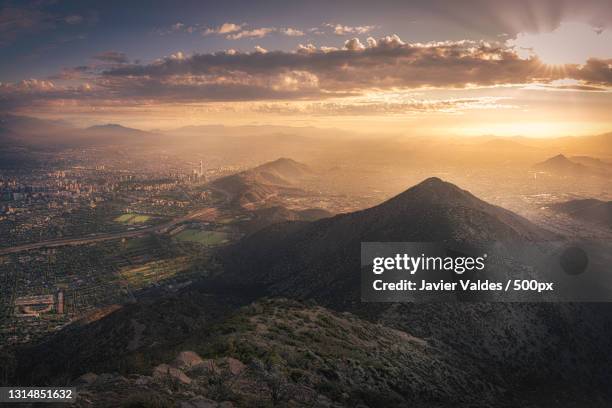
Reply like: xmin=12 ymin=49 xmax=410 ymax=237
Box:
xmin=0 ymin=208 xmax=217 ymax=256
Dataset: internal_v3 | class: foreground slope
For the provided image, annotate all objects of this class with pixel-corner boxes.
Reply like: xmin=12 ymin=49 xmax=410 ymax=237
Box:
xmin=61 ymin=299 xmax=506 ymax=407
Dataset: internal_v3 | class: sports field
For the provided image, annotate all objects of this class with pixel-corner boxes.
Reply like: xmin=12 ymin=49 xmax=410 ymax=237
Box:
xmin=114 ymin=213 xmax=151 ymax=224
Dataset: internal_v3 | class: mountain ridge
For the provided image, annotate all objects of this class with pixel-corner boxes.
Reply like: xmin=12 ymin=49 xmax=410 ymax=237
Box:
xmin=211 ymin=158 xmax=313 ymax=208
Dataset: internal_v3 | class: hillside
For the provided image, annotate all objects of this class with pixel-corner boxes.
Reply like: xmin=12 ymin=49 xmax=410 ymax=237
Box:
xmin=82 ymin=123 xmax=154 ymax=143
xmin=218 ymin=178 xmax=612 ymax=401
xmin=243 ymin=206 xmax=333 ymax=233
xmin=551 ymin=198 xmax=612 ymax=228
xmin=48 ymin=299 xmax=508 ymax=407
xmin=211 ymin=158 xmax=313 ymax=208
xmin=221 ymin=177 xmax=554 ymax=306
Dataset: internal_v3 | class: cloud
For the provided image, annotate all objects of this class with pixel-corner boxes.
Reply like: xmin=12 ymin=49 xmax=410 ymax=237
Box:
xmin=252 ymin=96 xmax=516 ymax=116
xmin=103 ymin=36 xmax=557 ymax=94
xmin=344 ymin=38 xmax=366 ymax=51
xmin=227 ymin=26 xmax=306 ymax=39
xmin=92 ymin=51 xmax=129 ymax=64
xmin=225 ymin=27 xmax=276 ymax=40
xmin=202 ymin=22 xmax=245 ymax=36
xmin=4 ymin=34 xmax=612 ymax=111
xmin=297 ymin=43 xmax=318 ymax=54
xmin=327 ymin=24 xmax=375 ymax=36
xmin=50 ymin=65 xmax=92 ymax=80
xmin=217 ymin=22 xmax=244 ymax=34
xmin=168 ymin=22 xmax=304 ymax=40
xmin=569 ymin=58 xmax=612 ymax=85
xmin=281 ymin=27 xmax=304 ymax=37
xmin=0 ymin=79 xmax=93 ymax=110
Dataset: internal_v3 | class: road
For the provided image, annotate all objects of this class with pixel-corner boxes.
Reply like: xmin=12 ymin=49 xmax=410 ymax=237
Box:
xmin=0 ymin=208 xmax=217 ymax=256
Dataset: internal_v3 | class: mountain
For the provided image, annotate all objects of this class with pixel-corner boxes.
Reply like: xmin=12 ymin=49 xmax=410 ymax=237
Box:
xmin=0 ymin=114 xmax=72 ymax=136
xmin=243 ymin=205 xmax=332 ymax=233
xmin=9 ymin=178 xmax=612 ymax=406
xmin=211 ymin=158 xmax=313 ymax=208
xmin=221 ymin=177 xmax=554 ymax=306
xmin=533 ymin=154 xmax=590 ymax=174
xmin=0 ymin=114 xmax=76 ymax=147
xmin=533 ymin=154 xmax=612 ymax=178
xmin=79 ymin=123 xmax=158 ymax=145
xmin=218 ymin=178 xmax=612 ymax=403
xmin=551 ymin=198 xmax=612 ymax=228
xmin=554 ymin=132 xmax=612 ymax=157
xmin=0 ymin=115 xmax=156 ymax=148
xmin=570 ymin=156 xmax=612 ymax=170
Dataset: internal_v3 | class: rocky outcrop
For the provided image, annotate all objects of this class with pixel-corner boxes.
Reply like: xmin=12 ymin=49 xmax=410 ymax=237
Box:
xmin=152 ymin=363 xmax=192 ymax=385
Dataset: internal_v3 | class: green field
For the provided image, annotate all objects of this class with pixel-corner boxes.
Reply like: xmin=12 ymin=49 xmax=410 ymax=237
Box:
xmin=120 ymin=257 xmax=192 ymax=287
xmin=114 ymin=213 xmax=152 ymax=224
xmin=174 ymin=229 xmax=229 ymax=246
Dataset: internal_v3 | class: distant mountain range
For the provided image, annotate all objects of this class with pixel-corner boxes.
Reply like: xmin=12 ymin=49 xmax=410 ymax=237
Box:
xmin=551 ymin=198 xmax=612 ymax=228
xmin=211 ymin=158 xmax=313 ymax=208
xmin=3 ymin=115 xmax=612 ymax=164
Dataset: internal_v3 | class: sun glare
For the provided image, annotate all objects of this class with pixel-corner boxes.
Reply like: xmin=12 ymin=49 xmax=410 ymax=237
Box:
xmin=508 ymin=22 xmax=612 ymax=65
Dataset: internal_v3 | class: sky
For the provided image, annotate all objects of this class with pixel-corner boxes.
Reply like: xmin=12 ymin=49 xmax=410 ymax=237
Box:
xmin=1 ymin=0 xmax=612 ymax=136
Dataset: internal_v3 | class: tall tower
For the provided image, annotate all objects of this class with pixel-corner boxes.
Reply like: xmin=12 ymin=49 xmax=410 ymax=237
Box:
xmin=56 ymin=291 xmax=64 ymax=315
xmin=199 ymin=160 xmax=205 ymax=179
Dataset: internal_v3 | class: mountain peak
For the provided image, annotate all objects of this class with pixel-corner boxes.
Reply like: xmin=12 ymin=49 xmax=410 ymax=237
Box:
xmin=549 ymin=154 xmax=570 ymax=162
xmin=416 ymin=176 xmax=446 ymax=187
xmin=271 ymin=157 xmax=297 ymax=164
xmin=385 ymin=177 xmax=477 ymax=208
xmin=533 ymin=154 xmax=588 ymax=173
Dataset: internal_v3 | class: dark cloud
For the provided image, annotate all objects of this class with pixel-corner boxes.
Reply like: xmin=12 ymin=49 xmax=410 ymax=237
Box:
xmin=569 ymin=58 xmax=612 ymax=85
xmin=102 ymin=37 xmax=555 ymax=94
xmin=2 ymin=34 xmax=611 ymax=110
